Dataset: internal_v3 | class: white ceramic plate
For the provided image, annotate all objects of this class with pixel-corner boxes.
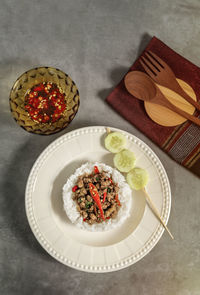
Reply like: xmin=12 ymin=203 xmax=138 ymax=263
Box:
xmin=25 ymin=126 xmax=171 ymax=273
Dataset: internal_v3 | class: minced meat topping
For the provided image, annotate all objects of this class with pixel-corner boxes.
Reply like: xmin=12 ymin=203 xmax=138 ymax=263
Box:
xmin=72 ymin=166 xmax=121 ymax=225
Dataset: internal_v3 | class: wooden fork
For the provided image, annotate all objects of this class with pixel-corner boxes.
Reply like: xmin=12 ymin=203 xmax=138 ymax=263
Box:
xmin=140 ymin=50 xmax=200 ymax=112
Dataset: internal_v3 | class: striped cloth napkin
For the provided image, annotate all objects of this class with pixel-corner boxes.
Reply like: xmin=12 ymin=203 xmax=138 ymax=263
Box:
xmin=106 ymin=37 xmax=200 ymax=177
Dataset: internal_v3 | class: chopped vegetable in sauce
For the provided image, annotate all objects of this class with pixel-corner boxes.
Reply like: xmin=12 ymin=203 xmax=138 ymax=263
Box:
xmin=25 ymin=82 xmax=66 ymax=123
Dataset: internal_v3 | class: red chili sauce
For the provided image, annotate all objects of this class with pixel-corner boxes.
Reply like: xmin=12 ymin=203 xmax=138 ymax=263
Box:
xmin=25 ymin=82 xmax=66 ymax=123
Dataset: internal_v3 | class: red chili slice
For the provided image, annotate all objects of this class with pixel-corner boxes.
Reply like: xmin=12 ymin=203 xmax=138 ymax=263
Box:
xmin=115 ymin=194 xmax=121 ymax=206
xmin=94 ymin=166 xmax=99 ymax=174
xmin=89 ymin=183 xmax=105 ymax=221
xmin=72 ymin=185 xmax=78 ymax=192
xmin=33 ymin=86 xmax=43 ymax=91
xmin=103 ymin=191 xmax=107 ymax=203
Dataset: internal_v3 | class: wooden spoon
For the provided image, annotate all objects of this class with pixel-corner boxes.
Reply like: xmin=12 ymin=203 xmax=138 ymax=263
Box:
xmin=124 ymin=71 xmax=200 ymax=127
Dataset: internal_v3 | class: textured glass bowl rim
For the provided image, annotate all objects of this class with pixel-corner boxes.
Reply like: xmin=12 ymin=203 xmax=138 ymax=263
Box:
xmin=9 ymin=66 xmax=80 ymax=135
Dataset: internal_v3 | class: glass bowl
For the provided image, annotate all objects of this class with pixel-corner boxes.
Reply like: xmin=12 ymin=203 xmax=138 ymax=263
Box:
xmin=9 ymin=67 xmax=80 ymax=135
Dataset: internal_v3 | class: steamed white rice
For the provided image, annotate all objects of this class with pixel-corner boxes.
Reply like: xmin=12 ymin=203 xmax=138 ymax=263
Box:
xmin=62 ymin=162 xmax=132 ymax=231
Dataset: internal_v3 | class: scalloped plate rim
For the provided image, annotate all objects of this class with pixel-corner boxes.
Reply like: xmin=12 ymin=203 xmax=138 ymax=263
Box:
xmin=25 ymin=126 xmax=171 ymax=273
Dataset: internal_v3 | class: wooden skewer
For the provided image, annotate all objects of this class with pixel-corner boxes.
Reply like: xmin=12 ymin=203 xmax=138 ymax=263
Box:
xmin=106 ymin=127 xmax=111 ymax=134
xmin=142 ymin=188 xmax=174 ymax=240
xmin=105 ymin=127 xmax=173 ymax=239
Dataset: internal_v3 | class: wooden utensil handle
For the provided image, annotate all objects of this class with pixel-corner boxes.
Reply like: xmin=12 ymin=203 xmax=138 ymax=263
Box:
xmin=175 ymin=84 xmax=200 ymax=112
xmin=164 ymin=98 xmax=200 ymax=126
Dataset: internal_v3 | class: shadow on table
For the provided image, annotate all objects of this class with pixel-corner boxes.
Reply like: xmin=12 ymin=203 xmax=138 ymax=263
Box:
xmin=2 ymin=137 xmax=52 ymax=258
xmin=1 ymin=56 xmax=108 ymax=262
xmin=1 ymin=118 xmax=96 ymax=259
xmin=97 ymin=32 xmax=152 ymax=102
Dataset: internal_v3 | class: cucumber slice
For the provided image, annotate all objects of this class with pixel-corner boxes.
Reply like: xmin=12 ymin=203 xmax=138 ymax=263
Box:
xmin=105 ymin=132 xmax=126 ymax=153
xmin=113 ymin=149 xmax=135 ymax=172
xmin=127 ymin=168 xmax=149 ymax=190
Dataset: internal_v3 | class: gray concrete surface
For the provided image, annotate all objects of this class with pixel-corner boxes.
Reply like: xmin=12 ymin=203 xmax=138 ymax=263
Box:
xmin=0 ymin=0 xmax=200 ymax=294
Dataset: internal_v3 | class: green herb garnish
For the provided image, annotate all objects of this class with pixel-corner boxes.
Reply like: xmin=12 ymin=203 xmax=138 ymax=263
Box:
xmin=107 ymin=188 xmax=111 ymax=193
xmin=85 ymin=201 xmax=92 ymax=209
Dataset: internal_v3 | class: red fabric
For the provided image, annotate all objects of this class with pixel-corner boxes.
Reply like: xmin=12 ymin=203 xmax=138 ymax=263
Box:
xmin=106 ymin=36 xmax=200 ymax=176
